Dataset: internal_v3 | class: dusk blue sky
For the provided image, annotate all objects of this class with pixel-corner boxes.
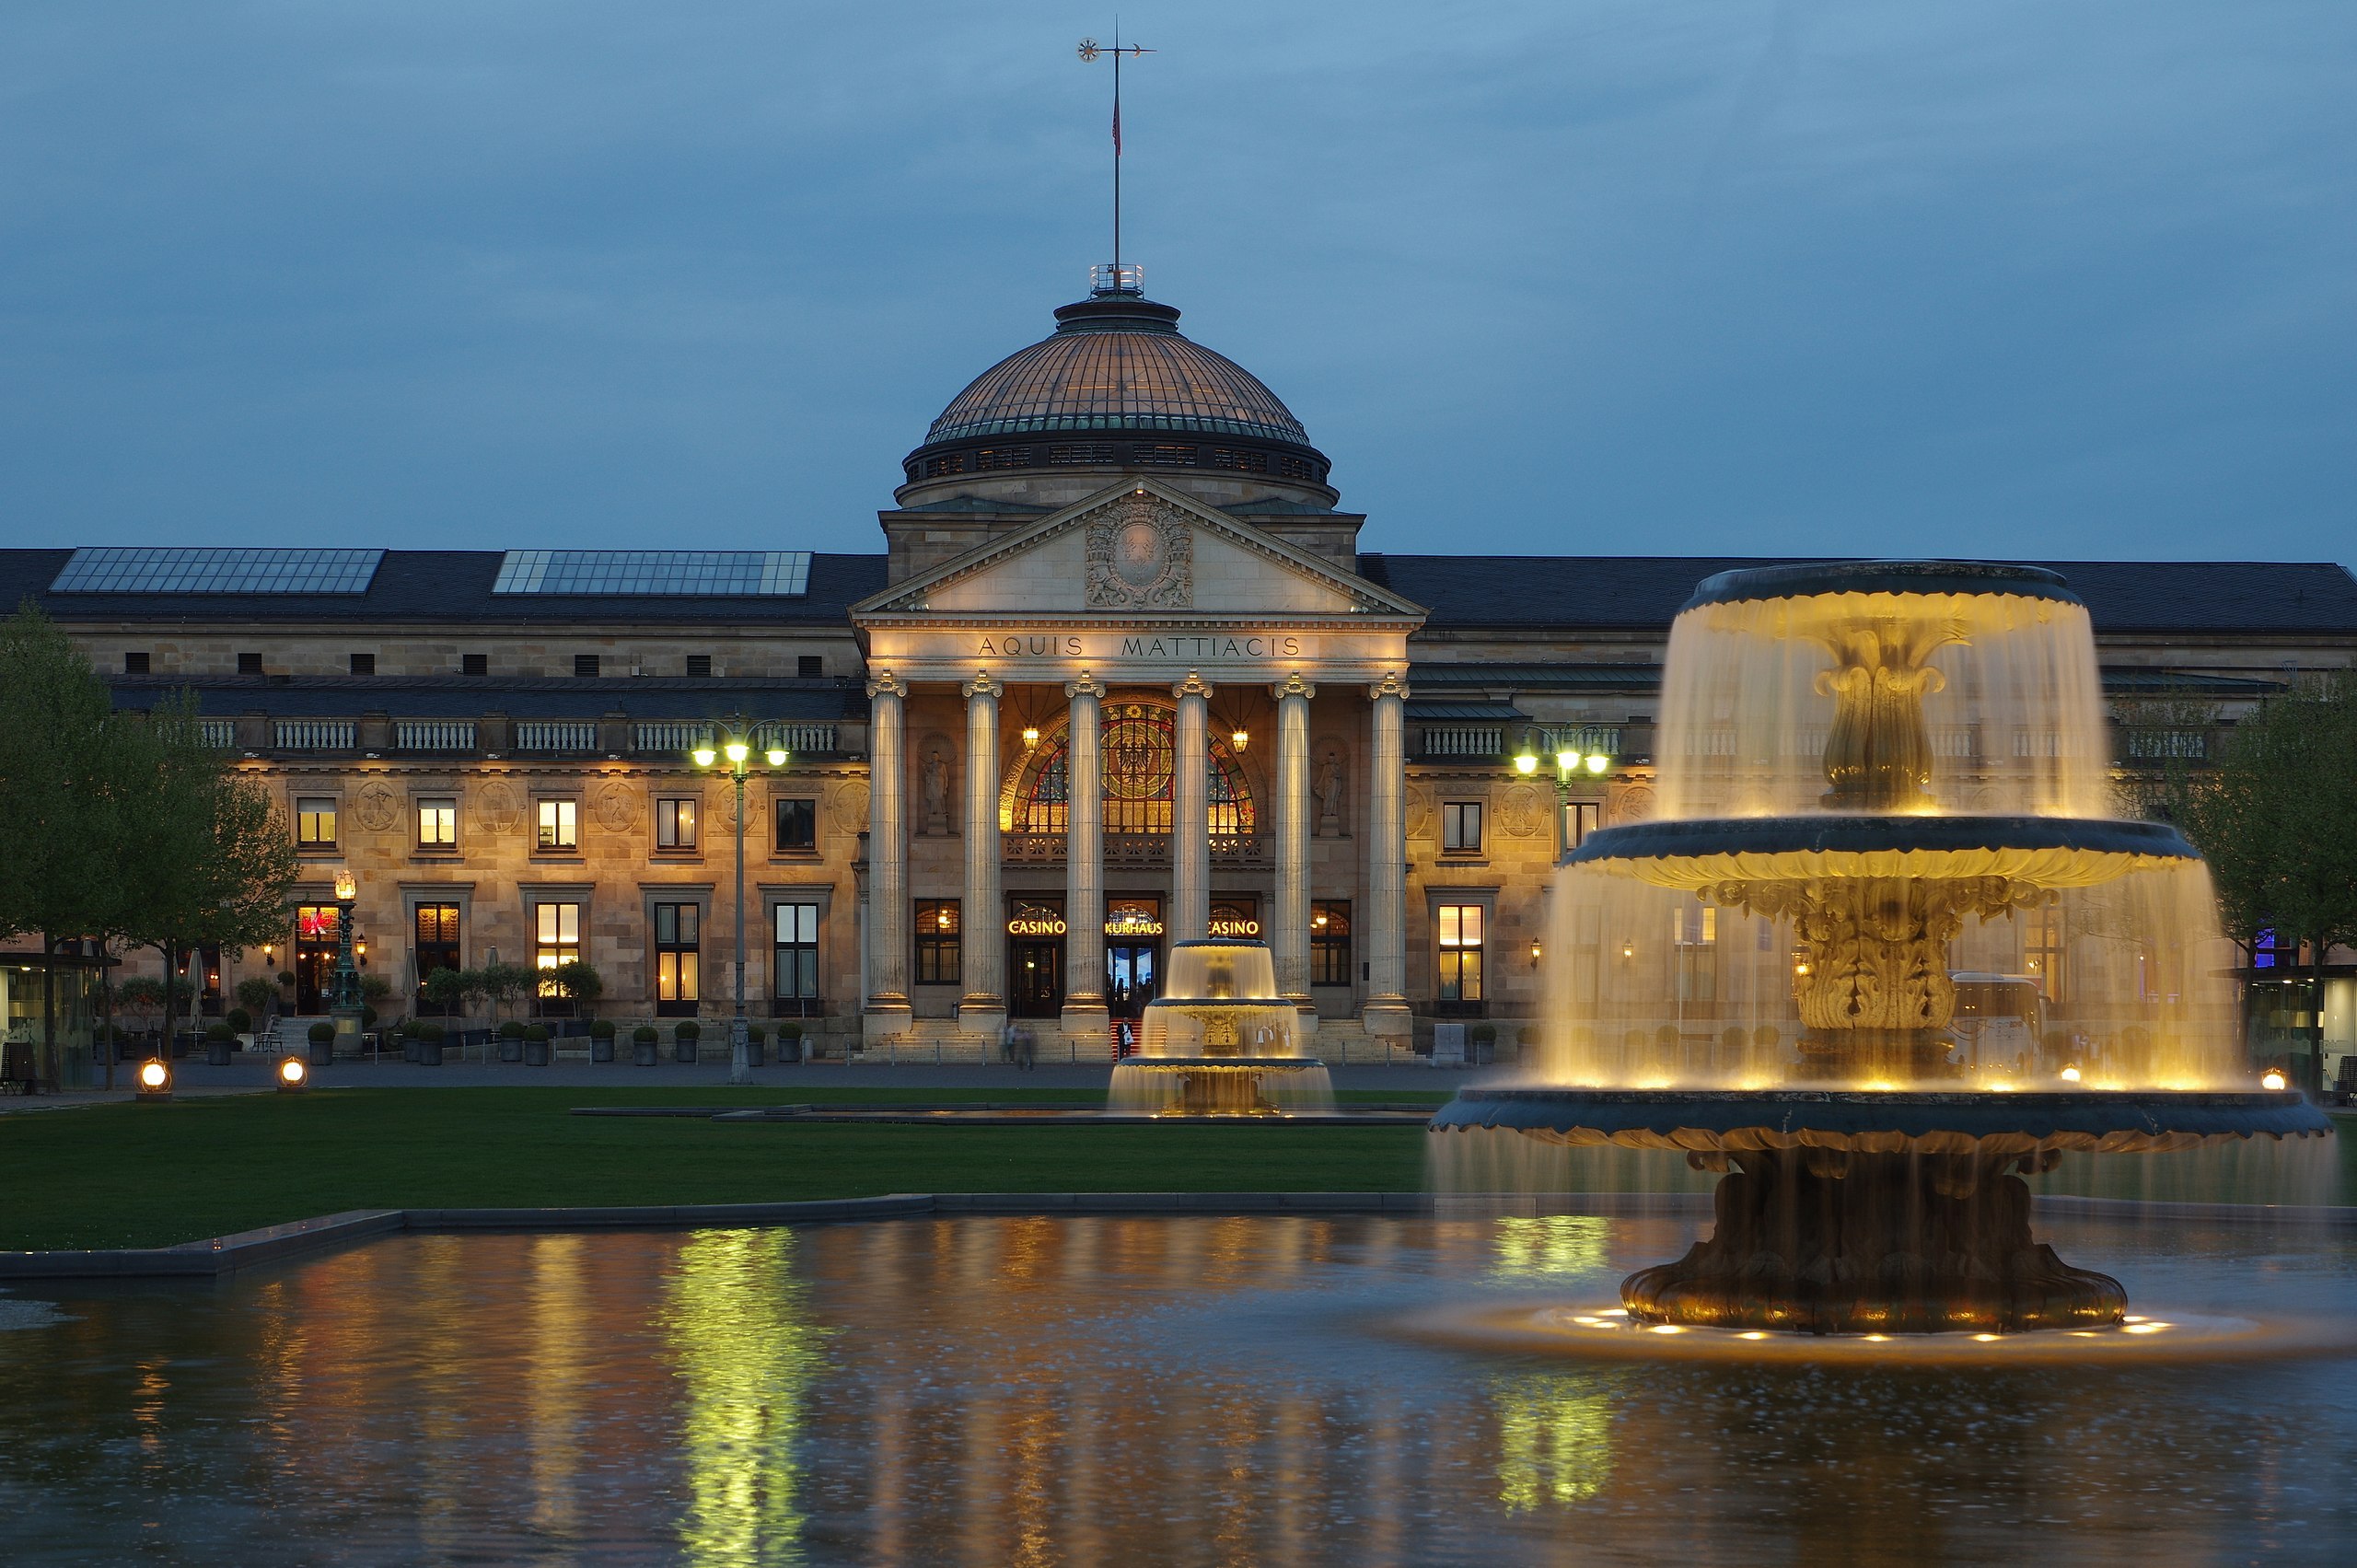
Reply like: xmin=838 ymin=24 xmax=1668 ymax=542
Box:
xmin=2 ymin=2 xmax=2350 ymax=566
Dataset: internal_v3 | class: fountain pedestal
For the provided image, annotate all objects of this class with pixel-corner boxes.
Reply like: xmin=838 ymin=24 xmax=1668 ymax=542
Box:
xmin=1623 ymin=1151 xmax=2125 ymax=1334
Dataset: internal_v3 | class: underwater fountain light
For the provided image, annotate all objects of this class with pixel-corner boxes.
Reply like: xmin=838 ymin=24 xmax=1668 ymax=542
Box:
xmin=2060 ymin=1064 xmax=2082 ymax=1083
xmin=277 ymin=1056 xmax=309 ymax=1093
xmin=2261 ymin=1069 xmax=2288 ymax=1091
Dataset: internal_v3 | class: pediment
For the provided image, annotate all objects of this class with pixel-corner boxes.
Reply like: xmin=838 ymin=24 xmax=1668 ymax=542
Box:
xmin=852 ymin=479 xmax=1423 ymax=623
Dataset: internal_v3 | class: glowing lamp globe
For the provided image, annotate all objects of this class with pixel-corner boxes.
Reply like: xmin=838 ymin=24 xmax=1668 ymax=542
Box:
xmin=333 ymin=869 xmax=356 ymax=901
xmin=277 ymin=1057 xmax=309 ymax=1093
xmin=691 ymin=746 xmax=716 ymax=768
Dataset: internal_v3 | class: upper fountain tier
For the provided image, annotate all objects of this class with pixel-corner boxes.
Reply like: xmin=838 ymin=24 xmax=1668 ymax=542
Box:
xmin=1653 ymin=561 xmax=2112 ymax=822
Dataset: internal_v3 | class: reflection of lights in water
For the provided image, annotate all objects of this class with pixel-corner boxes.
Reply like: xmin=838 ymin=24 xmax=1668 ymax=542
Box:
xmin=664 ymin=1229 xmax=829 ymax=1567
xmin=1492 ymin=1215 xmax=1610 ymax=1280
xmin=1492 ymin=1375 xmax=1614 ymax=1510
xmin=527 ymin=1235 xmax=586 ymax=1541
xmin=1646 ymin=1324 xmax=1684 ymax=1335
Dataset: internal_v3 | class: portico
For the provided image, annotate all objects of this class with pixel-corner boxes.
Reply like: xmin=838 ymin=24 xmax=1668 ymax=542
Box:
xmin=852 ymin=478 xmax=1423 ymax=1049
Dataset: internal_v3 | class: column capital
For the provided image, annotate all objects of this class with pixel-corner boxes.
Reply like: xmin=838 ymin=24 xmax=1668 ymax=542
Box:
xmin=1172 ymin=669 xmax=1213 ymax=701
xmin=960 ymin=671 xmax=1004 ymax=701
xmin=1270 ymin=671 xmax=1317 ymax=702
xmin=1064 ymin=670 xmax=1107 ymax=700
xmin=1366 ymin=670 xmax=1410 ymax=703
xmin=865 ymin=669 xmax=909 ymax=701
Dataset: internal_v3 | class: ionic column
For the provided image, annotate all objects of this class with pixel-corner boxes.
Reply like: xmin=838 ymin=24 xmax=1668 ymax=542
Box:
xmin=1060 ymin=673 xmax=1109 ymax=1039
xmin=1271 ymin=672 xmax=1317 ymax=1015
xmin=863 ymin=670 xmax=912 ymax=1040
xmin=958 ymin=672 xmax=1006 ymax=1039
xmin=1362 ymin=671 xmax=1411 ymax=1040
xmin=1171 ymin=671 xmax=1213 ymax=942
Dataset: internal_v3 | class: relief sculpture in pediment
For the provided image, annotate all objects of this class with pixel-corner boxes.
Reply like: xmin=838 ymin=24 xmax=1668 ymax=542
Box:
xmin=1085 ymin=494 xmax=1192 ymax=609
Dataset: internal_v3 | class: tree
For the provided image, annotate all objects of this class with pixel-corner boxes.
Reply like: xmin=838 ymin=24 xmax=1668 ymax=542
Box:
xmin=2169 ymin=673 xmax=2357 ymax=1089
xmin=550 ymin=959 xmax=603 ymax=1019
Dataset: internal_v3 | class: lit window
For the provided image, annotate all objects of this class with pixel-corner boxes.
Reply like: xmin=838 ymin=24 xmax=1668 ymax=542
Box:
xmin=1442 ymin=802 xmax=1484 ymax=854
xmin=417 ymin=797 xmax=457 ymax=849
xmin=1562 ymin=799 xmax=1601 ymax=853
xmin=296 ymin=797 xmax=337 ymax=848
xmin=774 ymin=903 xmax=819 ymax=1001
xmin=414 ymin=904 xmax=460 ymax=1008
xmin=537 ymin=798 xmax=577 ymax=851
xmin=654 ymin=902 xmax=699 ymax=1014
xmin=656 ymin=797 xmax=698 ymax=851
xmin=774 ymin=797 xmax=817 ymax=854
xmin=914 ymin=900 xmax=961 ymax=985
xmin=535 ymin=901 xmax=581 ymax=977
xmin=1437 ymin=903 xmax=1485 ymax=1002
xmin=1312 ymin=900 xmax=1353 ymax=986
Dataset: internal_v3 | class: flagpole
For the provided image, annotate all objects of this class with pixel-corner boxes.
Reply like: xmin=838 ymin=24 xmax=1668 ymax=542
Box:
xmin=1079 ymin=33 xmax=1152 ymax=291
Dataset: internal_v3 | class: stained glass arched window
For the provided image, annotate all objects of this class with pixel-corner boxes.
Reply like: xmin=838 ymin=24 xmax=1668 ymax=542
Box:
xmin=1004 ymin=701 xmax=1254 ymax=836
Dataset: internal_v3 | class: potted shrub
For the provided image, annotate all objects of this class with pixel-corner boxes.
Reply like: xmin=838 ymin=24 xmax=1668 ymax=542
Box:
xmin=226 ymin=1006 xmax=253 ymax=1040
xmin=741 ymin=1021 xmax=766 ymax=1069
xmin=498 ymin=1019 xmax=526 ymax=1063
xmin=418 ymin=1021 xmax=446 ymax=1067
xmin=1469 ymin=1021 xmax=1497 ymax=1065
xmin=674 ymin=1019 xmax=701 ymax=1064
xmin=308 ymin=1020 xmax=335 ymax=1068
xmin=1516 ymin=1024 xmax=1541 ymax=1063
xmin=523 ymin=1023 xmax=552 ymax=1067
xmin=204 ymin=1020 xmax=236 ymax=1066
xmin=633 ymin=1024 xmax=659 ymax=1067
xmin=777 ymin=1020 xmax=804 ymax=1065
xmin=589 ymin=1017 xmax=616 ymax=1063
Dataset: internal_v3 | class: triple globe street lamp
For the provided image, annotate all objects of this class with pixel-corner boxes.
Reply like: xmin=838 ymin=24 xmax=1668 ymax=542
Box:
xmin=691 ymin=722 xmax=792 ymax=1086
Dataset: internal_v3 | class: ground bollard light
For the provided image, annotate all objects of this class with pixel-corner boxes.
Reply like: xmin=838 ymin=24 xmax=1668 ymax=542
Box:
xmin=277 ymin=1056 xmax=310 ymax=1094
xmin=135 ymin=1059 xmax=173 ymax=1102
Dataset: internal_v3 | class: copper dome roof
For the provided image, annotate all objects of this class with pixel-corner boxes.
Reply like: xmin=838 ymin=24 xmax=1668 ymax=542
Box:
xmin=922 ymin=295 xmax=1311 ymax=446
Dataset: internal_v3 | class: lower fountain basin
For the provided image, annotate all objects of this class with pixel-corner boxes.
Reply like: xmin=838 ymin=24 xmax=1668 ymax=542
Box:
xmin=1109 ymin=1057 xmax=1333 ymax=1116
xmin=1431 ymin=1087 xmax=2334 ymax=1155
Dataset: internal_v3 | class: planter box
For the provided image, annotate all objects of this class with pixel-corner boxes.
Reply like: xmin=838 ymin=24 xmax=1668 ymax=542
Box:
xmin=674 ymin=1040 xmax=700 ymax=1064
xmin=498 ymin=1038 xmax=524 ymax=1063
xmin=633 ymin=1040 xmax=659 ymax=1067
xmin=589 ymin=1037 xmax=615 ymax=1063
xmin=523 ymin=1040 xmax=551 ymax=1067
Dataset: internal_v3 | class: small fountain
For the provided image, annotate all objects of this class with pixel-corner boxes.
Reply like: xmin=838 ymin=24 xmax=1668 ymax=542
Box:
xmin=1434 ymin=561 xmax=2333 ymax=1334
xmin=1109 ymin=939 xmax=1334 ymax=1115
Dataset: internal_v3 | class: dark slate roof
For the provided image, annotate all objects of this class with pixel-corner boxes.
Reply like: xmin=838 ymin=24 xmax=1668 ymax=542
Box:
xmin=1 ymin=550 xmax=888 ymax=626
xmin=1402 ymin=700 xmax=1532 ymax=722
xmin=1360 ymin=556 xmax=2357 ymax=635
xmin=107 ymin=676 xmax=862 ymax=722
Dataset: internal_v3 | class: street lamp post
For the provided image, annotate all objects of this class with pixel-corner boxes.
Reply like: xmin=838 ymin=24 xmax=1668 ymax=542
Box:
xmin=693 ymin=721 xmax=791 ymax=1086
xmin=1513 ymin=726 xmax=1616 ymax=857
xmin=328 ymin=867 xmax=362 ymax=1063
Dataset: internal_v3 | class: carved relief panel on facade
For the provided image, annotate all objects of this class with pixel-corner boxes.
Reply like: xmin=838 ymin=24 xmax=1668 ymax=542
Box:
xmin=595 ymin=779 xmax=640 ymax=835
xmin=472 ymin=779 xmax=522 ymax=836
xmin=353 ymin=780 xmax=401 ymax=834
xmin=1084 ymin=494 xmax=1193 ymax=609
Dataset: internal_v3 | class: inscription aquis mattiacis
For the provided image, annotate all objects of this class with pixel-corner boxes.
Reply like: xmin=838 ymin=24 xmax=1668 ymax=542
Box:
xmin=971 ymin=633 xmax=1307 ymax=659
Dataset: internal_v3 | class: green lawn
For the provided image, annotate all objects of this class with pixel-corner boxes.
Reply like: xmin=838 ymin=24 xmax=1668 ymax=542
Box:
xmin=0 ymin=1086 xmax=1434 ymax=1251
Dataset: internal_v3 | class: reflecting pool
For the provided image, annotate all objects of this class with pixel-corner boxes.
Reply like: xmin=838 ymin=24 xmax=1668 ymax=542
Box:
xmin=2 ymin=1212 xmax=2353 ymax=1565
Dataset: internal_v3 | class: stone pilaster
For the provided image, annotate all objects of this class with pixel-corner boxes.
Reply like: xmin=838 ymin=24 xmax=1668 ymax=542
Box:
xmin=863 ymin=670 xmax=912 ymax=1041
xmin=1363 ymin=671 xmax=1411 ymax=1040
xmin=957 ymin=672 xmax=1005 ymax=1039
xmin=1271 ymin=672 xmax=1317 ymax=1021
xmin=1171 ymin=671 xmax=1213 ymax=942
xmin=1060 ymin=673 xmax=1109 ymax=1040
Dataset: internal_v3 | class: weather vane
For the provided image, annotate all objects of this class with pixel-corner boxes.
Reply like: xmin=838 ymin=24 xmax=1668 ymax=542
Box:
xmin=1078 ymin=29 xmax=1154 ymax=289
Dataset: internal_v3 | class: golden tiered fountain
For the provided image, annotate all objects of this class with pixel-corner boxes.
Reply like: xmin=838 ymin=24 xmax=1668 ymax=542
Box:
xmin=1434 ymin=562 xmax=2331 ymax=1335
xmin=1108 ymin=940 xmax=1333 ymax=1116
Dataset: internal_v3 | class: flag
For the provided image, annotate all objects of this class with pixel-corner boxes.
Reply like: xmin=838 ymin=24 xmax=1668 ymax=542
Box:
xmin=1112 ymin=99 xmax=1121 ymax=156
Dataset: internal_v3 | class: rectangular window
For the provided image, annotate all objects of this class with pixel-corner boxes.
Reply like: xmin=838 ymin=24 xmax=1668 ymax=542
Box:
xmin=537 ymin=798 xmax=578 ymax=851
xmin=656 ymin=797 xmax=699 ymax=851
xmin=574 ymin=654 xmax=600 ymax=678
xmin=293 ymin=905 xmax=340 ymax=1014
xmin=797 ymin=656 xmax=824 ymax=679
xmin=654 ymin=901 xmax=700 ymax=1014
xmin=1673 ymin=902 xmax=1716 ymax=1003
xmin=349 ymin=653 xmax=375 ymax=675
xmin=1437 ymin=903 xmax=1485 ymax=1003
xmin=124 ymin=651 xmax=150 ymax=674
xmin=1312 ymin=900 xmax=1353 ymax=986
xmin=238 ymin=652 xmax=262 ymax=675
xmin=914 ymin=900 xmax=961 ymax=985
xmin=774 ymin=902 xmax=819 ymax=1002
xmin=685 ymin=654 xmax=712 ymax=678
xmin=462 ymin=653 xmax=488 ymax=677
xmin=535 ymin=900 xmax=582 ymax=973
xmin=774 ymin=797 xmax=817 ymax=854
xmin=1562 ymin=799 xmax=1602 ymax=854
xmin=296 ymin=796 xmax=337 ymax=848
xmin=417 ymin=797 xmax=457 ymax=849
xmin=1442 ymin=801 xmax=1484 ymax=854
xmin=414 ymin=903 xmax=461 ymax=1007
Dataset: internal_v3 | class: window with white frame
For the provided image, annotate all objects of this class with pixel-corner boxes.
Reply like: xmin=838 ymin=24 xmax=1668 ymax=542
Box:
xmin=535 ymin=900 xmax=581 ymax=973
xmin=296 ymin=796 xmax=337 ymax=849
xmin=1562 ymin=799 xmax=1601 ymax=854
xmin=537 ymin=797 xmax=578 ymax=852
xmin=1437 ymin=902 xmax=1485 ymax=1003
xmin=654 ymin=901 xmax=700 ymax=1014
xmin=417 ymin=797 xmax=457 ymax=849
xmin=1441 ymin=801 xmax=1484 ymax=854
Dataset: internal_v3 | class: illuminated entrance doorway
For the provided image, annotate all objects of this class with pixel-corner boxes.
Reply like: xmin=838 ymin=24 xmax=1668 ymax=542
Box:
xmin=1006 ymin=897 xmax=1066 ymax=1019
xmin=1105 ymin=897 xmax=1164 ymax=1049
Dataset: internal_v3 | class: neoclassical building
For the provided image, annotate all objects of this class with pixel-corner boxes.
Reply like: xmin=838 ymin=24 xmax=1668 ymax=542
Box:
xmin=6 ymin=273 xmax=2355 ymax=1061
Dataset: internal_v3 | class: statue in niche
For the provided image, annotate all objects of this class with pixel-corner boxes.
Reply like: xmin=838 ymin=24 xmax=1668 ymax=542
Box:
xmin=1314 ymin=749 xmax=1349 ymax=837
xmin=922 ymin=749 xmax=953 ymax=836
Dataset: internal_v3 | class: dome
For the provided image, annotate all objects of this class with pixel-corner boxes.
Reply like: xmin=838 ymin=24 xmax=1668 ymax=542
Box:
xmin=925 ymin=295 xmax=1309 ymax=445
xmin=901 ymin=287 xmax=1332 ymax=497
